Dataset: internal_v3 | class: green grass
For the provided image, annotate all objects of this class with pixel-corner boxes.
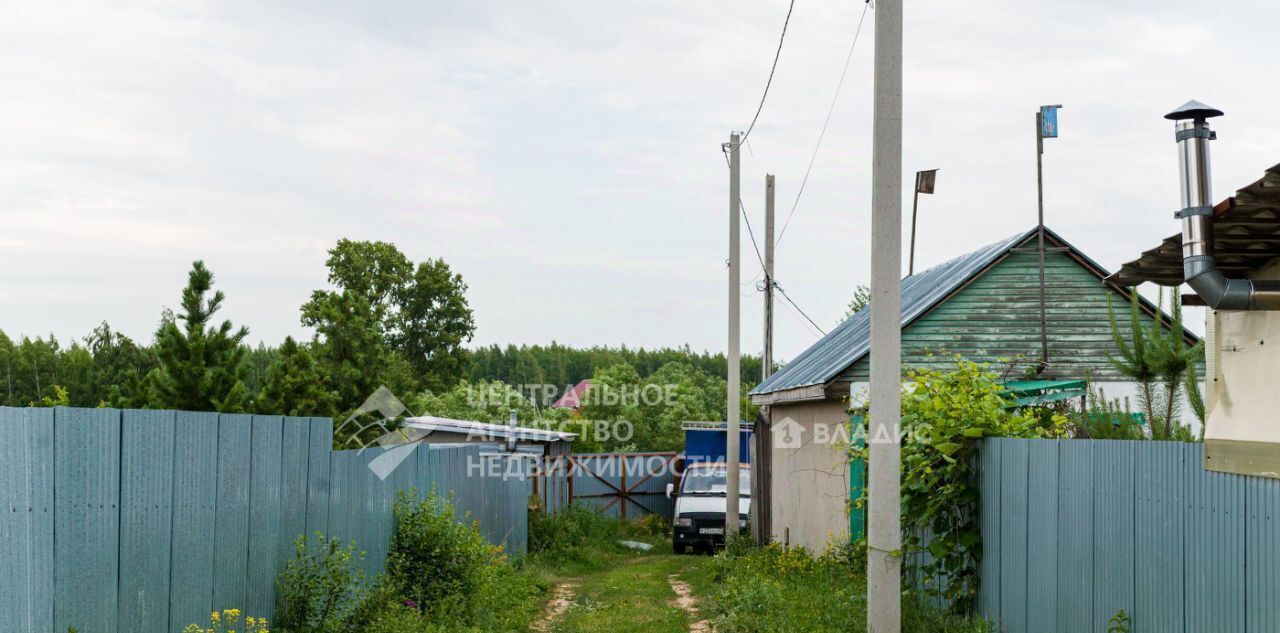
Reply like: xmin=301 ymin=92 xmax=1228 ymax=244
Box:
xmin=523 ymin=508 xmax=993 ymax=633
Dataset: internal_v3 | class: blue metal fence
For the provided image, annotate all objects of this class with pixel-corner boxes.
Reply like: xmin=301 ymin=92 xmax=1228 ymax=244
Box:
xmin=0 ymin=406 xmax=528 ymax=633
xmin=977 ymin=438 xmax=1280 ymax=633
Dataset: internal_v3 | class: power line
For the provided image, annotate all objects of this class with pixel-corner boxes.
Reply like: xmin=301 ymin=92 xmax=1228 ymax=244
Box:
xmin=735 ymin=0 xmax=796 ymax=151
xmin=774 ymin=282 xmax=827 ymax=336
xmin=776 ymin=0 xmax=873 ymax=247
xmin=739 ymin=198 xmax=766 ymax=274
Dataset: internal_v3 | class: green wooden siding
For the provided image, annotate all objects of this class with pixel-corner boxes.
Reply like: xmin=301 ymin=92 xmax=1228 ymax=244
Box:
xmin=840 ymin=250 xmax=1175 ymax=382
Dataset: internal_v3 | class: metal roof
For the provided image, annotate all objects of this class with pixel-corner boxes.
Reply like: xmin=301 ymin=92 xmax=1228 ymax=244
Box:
xmin=1108 ymin=163 xmax=1280 ymax=287
xmin=403 ymin=416 xmax=577 ymax=442
xmin=751 ymin=227 xmax=1040 ymax=398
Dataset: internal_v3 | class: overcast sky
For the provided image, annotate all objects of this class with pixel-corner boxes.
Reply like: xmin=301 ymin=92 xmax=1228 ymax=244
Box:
xmin=2 ymin=0 xmax=1276 ymax=363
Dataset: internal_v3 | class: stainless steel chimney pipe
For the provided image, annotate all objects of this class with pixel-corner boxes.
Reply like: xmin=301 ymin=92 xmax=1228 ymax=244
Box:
xmin=1168 ymin=100 xmax=1280 ymax=310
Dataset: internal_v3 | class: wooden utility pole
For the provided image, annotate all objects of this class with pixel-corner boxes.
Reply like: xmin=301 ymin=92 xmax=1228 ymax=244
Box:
xmin=763 ymin=174 xmax=775 ymax=381
xmin=1036 ymin=109 xmax=1049 ymax=369
xmin=1034 ymin=105 xmax=1061 ymax=372
xmin=754 ymin=173 xmax=776 ymax=546
xmin=868 ymin=0 xmax=902 ymax=630
xmin=726 ymin=132 xmax=741 ymax=536
xmin=907 ymin=169 xmax=937 ymax=276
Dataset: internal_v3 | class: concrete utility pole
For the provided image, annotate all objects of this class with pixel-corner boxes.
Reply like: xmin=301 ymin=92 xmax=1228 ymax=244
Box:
xmin=763 ymin=174 xmax=776 ymax=381
xmin=726 ymin=132 xmax=742 ymax=536
xmin=867 ymin=0 xmax=902 ymax=630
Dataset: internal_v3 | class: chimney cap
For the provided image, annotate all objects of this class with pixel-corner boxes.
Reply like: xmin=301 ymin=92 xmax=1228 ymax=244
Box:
xmin=1165 ymin=100 xmax=1224 ymax=121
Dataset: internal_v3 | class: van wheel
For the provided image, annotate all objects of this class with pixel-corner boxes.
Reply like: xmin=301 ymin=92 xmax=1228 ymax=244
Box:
xmin=673 ymin=542 xmax=687 ymax=555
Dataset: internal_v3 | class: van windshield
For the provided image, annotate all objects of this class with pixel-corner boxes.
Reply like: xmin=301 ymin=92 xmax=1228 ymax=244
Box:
xmin=681 ymin=467 xmax=751 ymax=496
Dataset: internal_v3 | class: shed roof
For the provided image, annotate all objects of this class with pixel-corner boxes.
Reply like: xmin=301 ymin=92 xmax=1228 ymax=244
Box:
xmin=1108 ymin=163 xmax=1280 ymax=286
xmin=403 ymin=416 xmax=577 ymax=442
xmin=751 ymin=226 xmax=1195 ymax=403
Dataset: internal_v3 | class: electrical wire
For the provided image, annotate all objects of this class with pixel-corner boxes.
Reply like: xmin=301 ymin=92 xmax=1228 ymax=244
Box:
xmin=774 ymin=282 xmax=828 ymax=336
xmin=776 ymin=0 xmax=873 ymax=247
xmin=736 ymin=0 xmax=796 ymax=151
xmin=739 ymin=198 xmax=767 ymax=274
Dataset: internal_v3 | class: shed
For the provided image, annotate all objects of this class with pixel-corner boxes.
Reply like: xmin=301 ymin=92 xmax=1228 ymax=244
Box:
xmin=750 ymin=226 xmax=1198 ymax=552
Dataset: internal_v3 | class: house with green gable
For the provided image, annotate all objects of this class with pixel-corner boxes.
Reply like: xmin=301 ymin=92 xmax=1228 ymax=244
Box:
xmin=748 ymin=226 xmax=1198 ymax=552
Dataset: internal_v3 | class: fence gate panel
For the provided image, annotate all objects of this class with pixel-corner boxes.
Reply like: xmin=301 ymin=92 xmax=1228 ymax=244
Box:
xmin=566 ymin=453 xmax=677 ymax=520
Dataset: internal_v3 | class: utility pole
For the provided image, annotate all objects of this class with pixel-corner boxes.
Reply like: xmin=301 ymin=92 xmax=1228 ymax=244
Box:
xmin=726 ymin=132 xmax=741 ymax=536
xmin=1035 ymin=105 xmax=1061 ymax=372
xmin=867 ymin=0 xmax=902 ymax=631
xmin=754 ymin=175 xmax=775 ymax=545
xmin=763 ymin=174 xmax=775 ymax=381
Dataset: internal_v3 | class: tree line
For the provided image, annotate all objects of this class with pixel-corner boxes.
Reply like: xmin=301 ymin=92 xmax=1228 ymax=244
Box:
xmin=1 ymin=238 xmax=762 ymax=451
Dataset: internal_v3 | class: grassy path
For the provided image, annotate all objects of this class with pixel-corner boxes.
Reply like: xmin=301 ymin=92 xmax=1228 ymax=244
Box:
xmin=540 ymin=552 xmax=715 ymax=633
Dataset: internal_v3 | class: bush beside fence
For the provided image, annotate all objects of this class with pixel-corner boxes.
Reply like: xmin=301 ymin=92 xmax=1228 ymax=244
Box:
xmin=977 ymin=438 xmax=1280 ymax=633
xmin=0 ymin=406 xmax=528 ymax=633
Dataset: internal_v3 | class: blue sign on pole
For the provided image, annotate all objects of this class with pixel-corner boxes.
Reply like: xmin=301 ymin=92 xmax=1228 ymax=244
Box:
xmin=1040 ymin=106 xmax=1060 ymax=138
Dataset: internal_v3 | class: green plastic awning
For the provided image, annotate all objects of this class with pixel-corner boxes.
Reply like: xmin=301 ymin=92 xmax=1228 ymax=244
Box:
xmin=1001 ymin=379 xmax=1086 ymax=409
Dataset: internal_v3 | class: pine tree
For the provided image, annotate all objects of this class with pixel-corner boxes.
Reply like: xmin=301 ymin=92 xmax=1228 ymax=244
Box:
xmin=255 ymin=336 xmax=339 ymax=416
xmin=147 ymin=261 xmax=251 ymax=412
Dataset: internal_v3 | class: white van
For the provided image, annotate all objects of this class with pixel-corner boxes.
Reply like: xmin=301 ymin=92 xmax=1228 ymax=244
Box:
xmin=666 ymin=463 xmax=751 ymax=554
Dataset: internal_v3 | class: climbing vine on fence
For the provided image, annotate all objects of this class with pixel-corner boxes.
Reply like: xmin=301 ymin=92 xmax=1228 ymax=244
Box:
xmin=850 ymin=358 xmax=1067 ymax=612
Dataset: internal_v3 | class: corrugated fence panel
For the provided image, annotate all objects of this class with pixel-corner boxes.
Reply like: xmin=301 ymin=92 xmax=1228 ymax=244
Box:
xmin=1092 ymin=441 xmax=1135 ymax=633
xmin=977 ymin=438 xmax=1001 ymax=621
xmin=0 ymin=407 xmax=54 ymax=633
xmin=1246 ymin=470 xmax=1280 ymax=633
xmin=0 ymin=406 xmax=535 ymax=632
xmin=1185 ymin=443 xmax=1245 ymax=633
xmin=999 ymin=439 xmax=1030 ymax=633
xmin=980 ymin=438 xmax=1280 ymax=633
xmin=362 ymin=448 xmax=393 ymax=578
xmin=54 ymin=407 xmax=121 ymax=633
xmin=1056 ymin=440 xmax=1094 ymax=633
xmin=1026 ymin=440 xmax=1058 ymax=633
xmin=118 ymin=409 xmax=176 ymax=631
xmin=1134 ymin=442 xmax=1184 ymax=633
xmin=279 ymin=416 xmax=311 ymax=564
xmin=305 ymin=416 xmax=332 ymax=539
xmin=327 ymin=450 xmax=353 ymax=544
xmin=168 ymin=411 xmax=219 ymax=632
xmin=212 ymin=413 xmax=252 ymax=611
xmin=247 ymin=414 xmax=284 ymax=619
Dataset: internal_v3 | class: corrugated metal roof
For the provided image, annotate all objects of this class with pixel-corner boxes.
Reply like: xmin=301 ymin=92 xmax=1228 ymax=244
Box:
xmin=751 ymin=227 xmax=1039 ymax=397
xmin=1108 ymin=163 xmax=1280 ymax=287
xmin=403 ymin=416 xmax=577 ymax=442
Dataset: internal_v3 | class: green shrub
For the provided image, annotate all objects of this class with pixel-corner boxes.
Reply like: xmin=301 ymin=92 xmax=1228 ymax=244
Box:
xmin=274 ymin=534 xmax=366 ymax=633
xmin=271 ymin=491 xmax=546 ymax=633
xmin=386 ymin=489 xmax=504 ymax=623
xmin=710 ymin=542 xmax=993 ymax=633
xmin=852 ymin=358 xmax=1066 ymax=612
xmin=525 ymin=503 xmax=635 ymax=574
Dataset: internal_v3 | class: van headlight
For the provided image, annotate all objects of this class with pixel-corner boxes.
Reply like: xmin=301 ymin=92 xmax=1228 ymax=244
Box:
xmin=738 ymin=519 xmax=748 ymax=529
xmin=674 ymin=517 xmax=692 ymax=527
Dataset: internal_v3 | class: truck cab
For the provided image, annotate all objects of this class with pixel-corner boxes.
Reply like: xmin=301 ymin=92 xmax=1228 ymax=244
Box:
xmin=666 ymin=462 xmax=751 ymax=553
